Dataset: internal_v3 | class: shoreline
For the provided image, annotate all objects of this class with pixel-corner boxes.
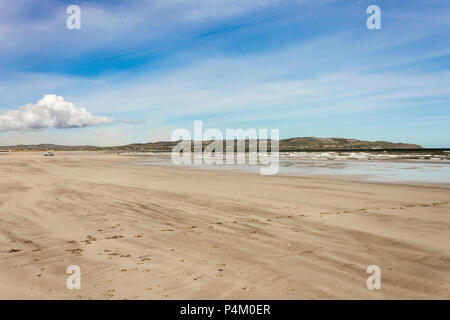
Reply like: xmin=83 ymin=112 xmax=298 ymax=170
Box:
xmin=128 ymin=152 xmax=450 ymax=186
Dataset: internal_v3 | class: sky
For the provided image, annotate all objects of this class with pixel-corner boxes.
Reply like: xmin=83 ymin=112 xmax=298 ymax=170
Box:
xmin=0 ymin=0 xmax=449 ymax=147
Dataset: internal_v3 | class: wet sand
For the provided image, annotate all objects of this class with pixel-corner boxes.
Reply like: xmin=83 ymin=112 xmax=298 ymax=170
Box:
xmin=0 ymin=152 xmax=449 ymax=299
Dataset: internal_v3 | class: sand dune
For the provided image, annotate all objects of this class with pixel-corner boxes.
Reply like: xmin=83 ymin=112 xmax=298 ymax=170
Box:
xmin=0 ymin=152 xmax=449 ymax=299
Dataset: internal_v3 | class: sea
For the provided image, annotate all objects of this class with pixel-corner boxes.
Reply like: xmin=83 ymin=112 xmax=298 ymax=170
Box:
xmin=131 ymin=150 xmax=450 ymax=184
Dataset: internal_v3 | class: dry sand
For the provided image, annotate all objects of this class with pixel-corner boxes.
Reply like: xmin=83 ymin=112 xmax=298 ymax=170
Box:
xmin=0 ymin=152 xmax=449 ymax=299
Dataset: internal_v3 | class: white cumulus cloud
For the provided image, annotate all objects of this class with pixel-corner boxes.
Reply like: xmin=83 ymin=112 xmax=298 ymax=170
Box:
xmin=0 ymin=94 xmax=114 ymax=132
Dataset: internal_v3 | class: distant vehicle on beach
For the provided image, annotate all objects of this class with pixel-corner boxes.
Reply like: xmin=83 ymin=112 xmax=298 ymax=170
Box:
xmin=44 ymin=151 xmax=54 ymax=156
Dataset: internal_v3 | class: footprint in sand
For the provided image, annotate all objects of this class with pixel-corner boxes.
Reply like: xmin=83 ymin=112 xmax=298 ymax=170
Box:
xmin=105 ymin=235 xmax=123 ymax=240
xmin=66 ymin=248 xmax=83 ymax=256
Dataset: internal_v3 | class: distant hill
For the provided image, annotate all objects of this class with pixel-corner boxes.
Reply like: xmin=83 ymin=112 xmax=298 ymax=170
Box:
xmin=0 ymin=137 xmax=423 ymax=152
xmin=279 ymin=137 xmax=422 ymax=150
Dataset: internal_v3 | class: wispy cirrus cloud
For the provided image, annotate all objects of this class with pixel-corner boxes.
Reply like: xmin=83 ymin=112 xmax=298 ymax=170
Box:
xmin=0 ymin=0 xmax=283 ymax=73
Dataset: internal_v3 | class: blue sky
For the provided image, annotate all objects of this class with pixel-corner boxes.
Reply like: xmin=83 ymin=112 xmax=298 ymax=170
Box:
xmin=0 ymin=0 xmax=449 ymax=147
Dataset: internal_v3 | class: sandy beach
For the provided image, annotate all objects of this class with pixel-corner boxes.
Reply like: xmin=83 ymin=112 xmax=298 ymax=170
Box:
xmin=0 ymin=152 xmax=449 ymax=299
